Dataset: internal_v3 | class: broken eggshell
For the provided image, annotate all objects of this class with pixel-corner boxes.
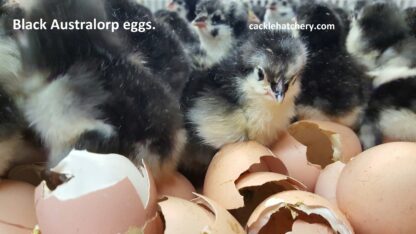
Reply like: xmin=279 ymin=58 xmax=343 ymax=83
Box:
xmin=203 ymin=141 xmax=288 ymax=211
xmin=315 ymin=161 xmax=346 ymax=205
xmin=288 ymin=120 xmax=362 ymax=169
xmin=337 ymin=143 xmax=416 ymax=234
xmin=35 ymin=150 xmax=159 ymax=234
xmin=287 ymin=220 xmax=334 ymax=234
xmin=159 ymin=194 xmax=245 ymax=234
xmin=156 ymin=171 xmax=196 ymax=200
xmin=0 ymin=180 xmax=37 ymax=234
xmin=271 ymin=132 xmax=321 ymax=191
xmin=231 ymin=172 xmax=307 ymax=225
xmin=246 ymin=190 xmax=354 ymax=234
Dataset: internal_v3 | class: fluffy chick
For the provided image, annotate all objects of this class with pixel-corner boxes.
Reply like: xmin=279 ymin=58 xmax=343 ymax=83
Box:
xmin=264 ymin=0 xmax=297 ymax=25
xmin=15 ymin=0 xmax=186 ymax=181
xmin=180 ymin=29 xmax=307 ymax=186
xmin=107 ymin=0 xmax=192 ymax=98
xmin=347 ymin=2 xmax=416 ymax=148
xmin=166 ymin=0 xmax=200 ymax=22
xmin=405 ymin=7 xmax=416 ymax=37
xmin=154 ymin=10 xmax=200 ymax=45
xmin=296 ymin=3 xmax=371 ymax=128
xmin=189 ymin=0 xmax=249 ymax=69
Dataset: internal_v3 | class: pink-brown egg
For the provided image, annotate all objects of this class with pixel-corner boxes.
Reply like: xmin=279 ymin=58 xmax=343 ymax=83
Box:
xmin=157 ymin=172 xmax=196 ymax=200
xmin=315 ymin=161 xmax=346 ymax=205
xmin=337 ymin=142 xmax=416 ymax=234
xmin=35 ymin=150 xmax=160 ymax=234
xmin=0 ymin=180 xmax=37 ymax=234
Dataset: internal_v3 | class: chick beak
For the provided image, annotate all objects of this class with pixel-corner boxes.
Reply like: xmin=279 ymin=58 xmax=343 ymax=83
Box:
xmin=193 ymin=16 xmax=208 ymax=29
xmin=274 ymin=79 xmax=285 ymax=103
xmin=269 ymin=3 xmax=278 ymax=11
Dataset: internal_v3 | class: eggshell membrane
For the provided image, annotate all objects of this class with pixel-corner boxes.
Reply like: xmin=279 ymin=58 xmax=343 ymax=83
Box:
xmin=271 ymin=132 xmax=321 ymax=191
xmin=157 ymin=172 xmax=196 ymax=200
xmin=35 ymin=150 xmax=159 ymax=234
xmin=315 ymin=161 xmax=346 ymax=205
xmin=231 ymin=172 xmax=307 ymax=225
xmin=288 ymin=120 xmax=362 ymax=168
xmin=203 ymin=141 xmax=288 ymax=210
xmin=247 ymin=191 xmax=354 ymax=234
xmin=0 ymin=180 xmax=37 ymax=233
xmin=287 ymin=220 xmax=333 ymax=234
xmin=337 ymin=142 xmax=416 ymax=234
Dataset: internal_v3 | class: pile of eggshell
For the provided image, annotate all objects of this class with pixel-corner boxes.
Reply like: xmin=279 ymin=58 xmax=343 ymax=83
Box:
xmin=0 ymin=119 xmax=416 ymax=234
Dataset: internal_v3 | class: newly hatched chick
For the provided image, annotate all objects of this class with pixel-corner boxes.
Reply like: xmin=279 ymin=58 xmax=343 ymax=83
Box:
xmin=347 ymin=2 xmax=416 ymax=148
xmin=405 ymin=7 xmax=416 ymax=37
xmin=107 ymin=0 xmax=191 ymax=98
xmin=16 ymin=0 xmax=186 ymax=181
xmin=190 ymin=0 xmax=249 ymax=69
xmin=264 ymin=0 xmax=297 ymax=25
xmin=0 ymin=2 xmax=45 ymax=176
xmin=180 ymin=30 xmax=307 ymax=186
xmin=347 ymin=1 xmax=416 ymax=69
xmin=296 ymin=3 xmax=371 ymax=129
xmin=249 ymin=0 xmax=266 ymax=21
xmin=154 ymin=10 xmax=199 ymax=45
xmin=166 ymin=0 xmax=199 ymax=22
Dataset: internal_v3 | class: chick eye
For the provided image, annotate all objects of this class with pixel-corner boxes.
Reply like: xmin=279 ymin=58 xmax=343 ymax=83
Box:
xmin=257 ymin=67 xmax=265 ymax=81
xmin=211 ymin=14 xmax=222 ymax=24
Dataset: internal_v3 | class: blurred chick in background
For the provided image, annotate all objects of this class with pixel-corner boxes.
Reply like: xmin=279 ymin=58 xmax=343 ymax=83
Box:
xmin=0 ymin=3 xmax=45 ymax=176
xmin=347 ymin=1 xmax=416 ymax=148
xmin=296 ymin=3 xmax=371 ymax=129
xmin=189 ymin=0 xmax=250 ymax=69
xmin=155 ymin=10 xmax=200 ymax=45
xmin=180 ymin=30 xmax=307 ymax=186
xmin=11 ymin=0 xmax=186 ymax=182
xmin=264 ymin=0 xmax=297 ymax=25
xmin=405 ymin=7 xmax=416 ymax=37
xmin=166 ymin=0 xmax=199 ymax=22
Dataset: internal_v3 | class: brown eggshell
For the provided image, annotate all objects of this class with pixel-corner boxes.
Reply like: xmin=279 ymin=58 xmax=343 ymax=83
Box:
xmin=271 ymin=132 xmax=321 ymax=191
xmin=315 ymin=161 xmax=346 ymax=205
xmin=35 ymin=150 xmax=159 ymax=234
xmin=288 ymin=220 xmax=334 ymax=234
xmin=203 ymin=141 xmax=288 ymax=210
xmin=337 ymin=142 xmax=416 ymax=234
xmin=159 ymin=195 xmax=245 ymax=234
xmin=289 ymin=120 xmax=362 ymax=168
xmin=247 ymin=191 xmax=354 ymax=234
xmin=231 ymin=172 xmax=307 ymax=225
xmin=157 ymin=172 xmax=196 ymax=200
xmin=0 ymin=180 xmax=37 ymax=233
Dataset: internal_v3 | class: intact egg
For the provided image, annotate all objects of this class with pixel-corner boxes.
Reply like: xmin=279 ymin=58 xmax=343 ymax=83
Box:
xmin=35 ymin=150 xmax=160 ymax=234
xmin=246 ymin=191 xmax=354 ymax=234
xmin=315 ymin=161 xmax=346 ymax=205
xmin=337 ymin=142 xmax=416 ymax=234
xmin=0 ymin=180 xmax=37 ymax=234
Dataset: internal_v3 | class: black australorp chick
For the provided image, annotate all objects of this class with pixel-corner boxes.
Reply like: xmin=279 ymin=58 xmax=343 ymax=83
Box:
xmin=189 ymin=0 xmax=249 ymax=69
xmin=166 ymin=0 xmax=200 ymax=22
xmin=107 ymin=0 xmax=191 ymax=98
xmin=347 ymin=2 xmax=416 ymax=148
xmin=154 ymin=10 xmax=199 ymax=45
xmin=347 ymin=1 xmax=416 ymax=69
xmin=16 ymin=0 xmax=186 ymax=181
xmin=180 ymin=30 xmax=307 ymax=185
xmin=296 ymin=3 xmax=371 ymax=128
xmin=405 ymin=7 xmax=416 ymax=37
